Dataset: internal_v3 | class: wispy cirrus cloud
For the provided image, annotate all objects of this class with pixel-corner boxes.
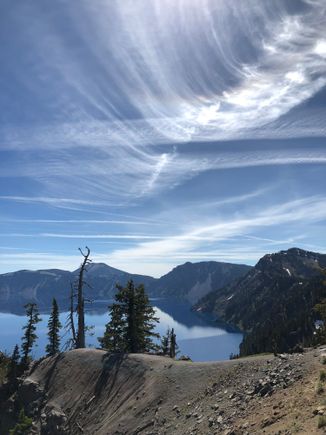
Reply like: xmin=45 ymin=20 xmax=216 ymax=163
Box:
xmin=0 ymin=195 xmax=109 ymax=207
xmin=107 ymin=196 xmax=326 ymax=271
xmin=1 ymin=142 xmax=326 ymax=205
xmin=1 ymin=233 xmax=164 ymax=240
xmin=1 ymin=0 xmax=326 ymax=204
xmin=0 ymin=0 xmax=326 ymax=275
xmin=0 ymin=218 xmax=158 ymax=225
xmin=1 ymin=195 xmax=325 ymax=276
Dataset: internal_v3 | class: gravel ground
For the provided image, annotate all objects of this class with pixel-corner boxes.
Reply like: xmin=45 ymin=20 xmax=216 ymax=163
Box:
xmin=1 ymin=347 xmax=326 ymax=434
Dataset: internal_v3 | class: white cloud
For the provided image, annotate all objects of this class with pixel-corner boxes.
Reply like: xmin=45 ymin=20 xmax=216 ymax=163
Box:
xmin=0 ymin=0 xmax=326 ymax=277
xmin=2 ymin=0 xmax=326 ymax=205
xmin=314 ymin=40 xmax=326 ymax=57
xmin=107 ymin=196 xmax=326 ymax=267
xmin=1 ymin=219 xmax=157 ymax=225
xmin=1 ymin=233 xmax=164 ymax=240
xmin=0 ymin=195 xmax=109 ymax=207
xmin=1 ymin=196 xmax=325 ymax=276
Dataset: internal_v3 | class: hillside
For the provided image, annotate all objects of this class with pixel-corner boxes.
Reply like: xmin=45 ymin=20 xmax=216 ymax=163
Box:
xmin=196 ymin=248 xmax=326 ymax=355
xmin=1 ymin=347 xmax=326 ymax=434
xmin=150 ymin=261 xmax=251 ymax=304
xmin=0 ymin=261 xmax=250 ymax=312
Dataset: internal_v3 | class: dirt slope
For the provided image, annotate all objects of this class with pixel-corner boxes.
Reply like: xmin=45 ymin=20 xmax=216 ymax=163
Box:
xmin=4 ymin=347 xmax=326 ymax=434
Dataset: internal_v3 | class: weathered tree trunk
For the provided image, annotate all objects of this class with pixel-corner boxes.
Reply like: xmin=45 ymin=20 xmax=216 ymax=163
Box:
xmin=76 ymin=247 xmax=91 ymax=349
xmin=69 ymin=283 xmax=77 ymax=345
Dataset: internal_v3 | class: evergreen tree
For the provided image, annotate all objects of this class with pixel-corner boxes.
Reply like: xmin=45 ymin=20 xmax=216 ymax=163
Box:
xmin=21 ymin=303 xmax=41 ymax=367
xmin=160 ymin=327 xmax=179 ymax=358
xmin=98 ymin=303 xmax=125 ymax=352
xmin=314 ymin=298 xmax=326 ymax=344
xmin=7 ymin=344 xmax=20 ymax=385
xmin=9 ymin=408 xmax=32 ymax=435
xmin=169 ymin=327 xmax=178 ymax=358
xmin=99 ymin=280 xmax=160 ymax=353
xmin=46 ymin=298 xmax=62 ymax=356
xmin=130 ymin=282 xmax=160 ymax=353
xmin=160 ymin=328 xmax=171 ymax=355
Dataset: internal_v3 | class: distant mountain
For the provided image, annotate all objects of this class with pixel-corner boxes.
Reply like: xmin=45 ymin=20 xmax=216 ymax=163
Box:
xmin=196 ymin=248 xmax=326 ymax=355
xmin=0 ymin=268 xmax=72 ymax=312
xmin=0 ymin=263 xmax=155 ymax=312
xmin=76 ymin=262 xmax=155 ymax=300
xmin=0 ymin=260 xmax=251 ymax=312
xmin=149 ymin=261 xmax=251 ymax=304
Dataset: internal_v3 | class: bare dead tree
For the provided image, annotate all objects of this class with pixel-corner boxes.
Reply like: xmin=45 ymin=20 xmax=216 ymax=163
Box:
xmin=63 ymin=283 xmax=77 ymax=351
xmin=69 ymin=283 xmax=77 ymax=344
xmin=76 ymin=246 xmax=92 ymax=348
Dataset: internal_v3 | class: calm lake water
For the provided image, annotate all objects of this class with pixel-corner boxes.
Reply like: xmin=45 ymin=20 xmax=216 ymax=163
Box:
xmin=0 ymin=300 xmax=242 ymax=362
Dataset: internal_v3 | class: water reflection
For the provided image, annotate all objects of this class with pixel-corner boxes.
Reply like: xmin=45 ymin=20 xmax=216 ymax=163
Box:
xmin=0 ymin=300 xmax=242 ymax=362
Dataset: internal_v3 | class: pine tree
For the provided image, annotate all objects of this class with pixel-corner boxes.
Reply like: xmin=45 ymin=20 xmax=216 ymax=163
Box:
xmin=169 ymin=328 xmax=178 ymax=358
xmin=9 ymin=408 xmax=33 ymax=435
xmin=99 ymin=280 xmax=160 ymax=353
xmin=98 ymin=303 xmax=125 ymax=352
xmin=7 ymin=344 xmax=20 ymax=386
xmin=161 ymin=328 xmax=171 ymax=355
xmin=21 ymin=303 xmax=42 ymax=367
xmin=46 ymin=298 xmax=62 ymax=356
xmin=159 ymin=327 xmax=178 ymax=358
xmin=131 ymin=282 xmax=160 ymax=353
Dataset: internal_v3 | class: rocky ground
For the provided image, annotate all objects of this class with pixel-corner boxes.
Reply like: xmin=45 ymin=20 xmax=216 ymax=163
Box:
xmin=1 ymin=347 xmax=326 ymax=434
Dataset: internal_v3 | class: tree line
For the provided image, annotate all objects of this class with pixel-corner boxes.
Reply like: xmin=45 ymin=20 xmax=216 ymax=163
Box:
xmin=7 ymin=247 xmax=179 ymax=378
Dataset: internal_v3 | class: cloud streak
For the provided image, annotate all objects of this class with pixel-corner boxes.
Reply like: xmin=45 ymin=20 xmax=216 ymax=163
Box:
xmin=0 ymin=1 xmax=325 ymax=275
xmin=107 ymin=196 xmax=326 ymax=266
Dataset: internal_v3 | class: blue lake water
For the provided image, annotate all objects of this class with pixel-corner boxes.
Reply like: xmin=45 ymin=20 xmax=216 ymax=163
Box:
xmin=0 ymin=300 xmax=242 ymax=362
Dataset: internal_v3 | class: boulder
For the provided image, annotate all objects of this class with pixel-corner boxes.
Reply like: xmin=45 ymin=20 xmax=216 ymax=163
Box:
xmin=41 ymin=404 xmax=67 ymax=435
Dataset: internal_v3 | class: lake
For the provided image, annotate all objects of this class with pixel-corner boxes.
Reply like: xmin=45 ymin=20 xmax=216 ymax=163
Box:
xmin=0 ymin=300 xmax=243 ymax=362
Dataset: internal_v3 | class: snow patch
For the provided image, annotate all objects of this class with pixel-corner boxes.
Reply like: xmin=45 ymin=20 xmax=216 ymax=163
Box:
xmin=39 ymin=271 xmax=58 ymax=277
xmin=283 ymin=268 xmax=291 ymax=276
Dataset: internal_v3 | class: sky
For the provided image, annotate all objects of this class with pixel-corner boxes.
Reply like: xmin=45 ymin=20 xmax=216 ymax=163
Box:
xmin=0 ymin=0 xmax=325 ymax=277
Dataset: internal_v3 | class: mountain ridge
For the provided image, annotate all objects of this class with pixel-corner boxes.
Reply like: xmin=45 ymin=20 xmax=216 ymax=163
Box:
xmin=195 ymin=247 xmax=326 ymax=355
xmin=0 ymin=260 xmax=251 ymax=311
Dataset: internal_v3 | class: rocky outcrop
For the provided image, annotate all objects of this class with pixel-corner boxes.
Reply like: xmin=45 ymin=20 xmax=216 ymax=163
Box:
xmin=40 ymin=404 xmax=67 ymax=435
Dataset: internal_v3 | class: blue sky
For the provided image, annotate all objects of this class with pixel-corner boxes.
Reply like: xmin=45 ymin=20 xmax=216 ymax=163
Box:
xmin=0 ymin=0 xmax=325 ymax=277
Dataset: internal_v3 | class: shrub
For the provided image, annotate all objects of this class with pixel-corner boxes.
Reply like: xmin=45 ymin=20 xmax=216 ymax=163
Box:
xmin=320 ymin=370 xmax=326 ymax=382
xmin=318 ymin=415 xmax=326 ymax=428
xmin=9 ymin=409 xmax=32 ymax=434
xmin=0 ymin=351 xmax=10 ymax=385
xmin=316 ymin=382 xmax=324 ymax=394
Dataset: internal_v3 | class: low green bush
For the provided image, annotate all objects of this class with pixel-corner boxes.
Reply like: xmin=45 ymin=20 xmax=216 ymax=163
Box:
xmin=316 ymin=382 xmax=324 ymax=394
xmin=318 ymin=415 xmax=326 ymax=429
xmin=9 ymin=409 xmax=32 ymax=435
xmin=320 ymin=370 xmax=326 ymax=382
